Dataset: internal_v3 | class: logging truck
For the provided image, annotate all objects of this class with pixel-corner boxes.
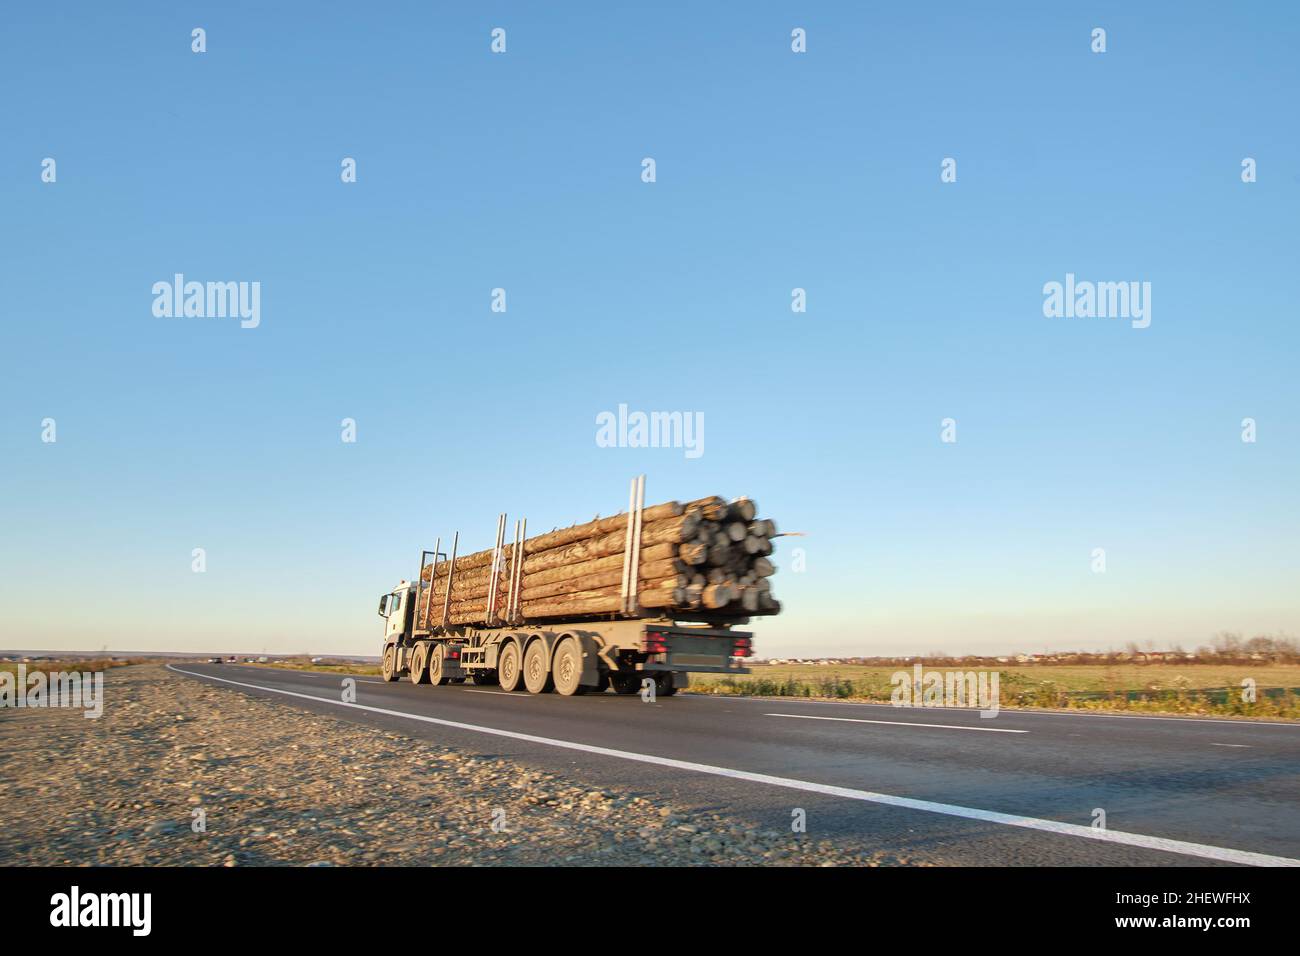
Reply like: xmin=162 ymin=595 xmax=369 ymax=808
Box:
xmin=377 ymin=479 xmax=776 ymax=696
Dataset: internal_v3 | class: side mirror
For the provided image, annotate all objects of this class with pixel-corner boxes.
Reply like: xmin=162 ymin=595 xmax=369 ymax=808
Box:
xmin=377 ymin=595 xmax=389 ymax=618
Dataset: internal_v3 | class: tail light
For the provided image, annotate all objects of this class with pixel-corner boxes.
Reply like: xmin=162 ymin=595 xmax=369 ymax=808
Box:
xmin=642 ymin=631 xmax=669 ymax=654
xmin=732 ymin=637 xmax=753 ymax=658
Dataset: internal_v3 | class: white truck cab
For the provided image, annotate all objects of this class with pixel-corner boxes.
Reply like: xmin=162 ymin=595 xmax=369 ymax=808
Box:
xmin=378 ymin=581 xmax=415 ymax=646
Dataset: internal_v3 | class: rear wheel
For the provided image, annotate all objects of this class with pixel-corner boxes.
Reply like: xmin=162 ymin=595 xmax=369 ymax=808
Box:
xmin=610 ymin=674 xmax=640 ymax=695
xmin=523 ymin=641 xmax=553 ymax=694
xmin=497 ymin=643 xmax=523 ymax=692
xmin=381 ymin=646 xmax=399 ymax=682
xmin=653 ymin=673 xmax=678 ymax=697
xmin=409 ymin=644 xmax=431 ymax=684
xmin=428 ymin=646 xmax=448 ymax=686
xmin=551 ymin=638 xmax=586 ymax=697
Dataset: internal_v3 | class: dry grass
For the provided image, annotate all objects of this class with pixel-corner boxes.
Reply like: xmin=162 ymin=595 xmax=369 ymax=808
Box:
xmin=0 ymin=657 xmax=147 ymax=677
xmin=247 ymin=659 xmax=381 ymax=677
xmin=737 ymin=662 xmax=1300 ymax=692
xmin=691 ymin=663 xmax=1300 ymax=718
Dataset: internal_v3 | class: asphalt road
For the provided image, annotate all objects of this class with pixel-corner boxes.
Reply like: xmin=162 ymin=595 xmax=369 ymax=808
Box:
xmin=170 ymin=663 xmax=1300 ymax=866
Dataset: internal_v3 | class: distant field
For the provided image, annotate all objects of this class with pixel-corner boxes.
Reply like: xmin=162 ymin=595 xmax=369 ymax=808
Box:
xmin=733 ymin=662 xmax=1300 ymax=692
xmin=691 ymin=662 xmax=1300 ymax=718
xmin=249 ymin=661 xmax=381 ymax=677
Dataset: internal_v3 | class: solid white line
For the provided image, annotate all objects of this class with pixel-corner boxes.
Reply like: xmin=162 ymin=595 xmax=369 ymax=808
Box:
xmin=765 ymin=713 xmax=1027 ymax=734
xmin=232 ymin=666 xmax=385 ymax=684
xmin=1211 ymin=743 xmax=1251 ymax=748
xmin=165 ymin=665 xmax=1299 ymax=868
xmin=463 ymin=689 xmax=524 ymax=698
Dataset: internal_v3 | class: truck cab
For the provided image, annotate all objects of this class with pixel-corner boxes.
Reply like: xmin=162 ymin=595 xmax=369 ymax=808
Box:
xmin=377 ymin=581 xmax=416 ymax=645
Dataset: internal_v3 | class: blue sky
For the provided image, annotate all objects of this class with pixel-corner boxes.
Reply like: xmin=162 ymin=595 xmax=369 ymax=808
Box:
xmin=1 ymin=2 xmax=1297 ymax=657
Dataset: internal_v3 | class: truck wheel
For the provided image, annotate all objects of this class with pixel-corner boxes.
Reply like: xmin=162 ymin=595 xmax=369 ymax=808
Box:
xmin=653 ymin=673 xmax=678 ymax=697
xmin=428 ymin=647 xmax=449 ymax=686
xmin=471 ymin=672 xmax=497 ymax=686
xmin=497 ymin=643 xmax=523 ymax=692
xmin=381 ymin=646 xmax=399 ymax=682
xmin=523 ymin=640 xmax=553 ymax=694
xmin=551 ymin=638 xmax=587 ymax=697
xmin=409 ymin=644 xmax=431 ymax=684
xmin=610 ymin=674 xmax=640 ymax=695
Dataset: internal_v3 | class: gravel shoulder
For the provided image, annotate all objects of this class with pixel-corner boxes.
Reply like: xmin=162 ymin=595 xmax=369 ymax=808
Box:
xmin=0 ymin=664 xmax=930 ymax=866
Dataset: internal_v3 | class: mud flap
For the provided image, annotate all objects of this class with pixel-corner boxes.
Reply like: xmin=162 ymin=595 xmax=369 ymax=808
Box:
xmin=577 ymin=634 xmax=602 ymax=687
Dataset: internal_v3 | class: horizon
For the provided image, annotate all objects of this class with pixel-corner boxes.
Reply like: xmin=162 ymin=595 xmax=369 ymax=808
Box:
xmin=3 ymin=3 xmax=1297 ymax=658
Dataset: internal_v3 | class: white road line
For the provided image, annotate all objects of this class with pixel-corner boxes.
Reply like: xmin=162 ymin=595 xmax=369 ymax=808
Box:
xmin=230 ymin=666 xmax=385 ymax=684
xmin=165 ymin=665 xmax=1299 ymax=868
xmin=463 ymin=689 xmax=524 ymax=698
xmin=1211 ymin=743 xmax=1251 ymax=748
xmin=765 ymin=713 xmax=1027 ymax=734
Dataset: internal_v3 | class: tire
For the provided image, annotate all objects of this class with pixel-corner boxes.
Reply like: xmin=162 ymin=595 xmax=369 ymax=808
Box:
xmin=653 ymin=672 xmax=678 ymax=697
xmin=381 ymin=646 xmax=400 ymax=682
xmin=471 ymin=672 xmax=497 ymax=686
xmin=497 ymin=642 xmax=523 ymax=692
xmin=523 ymin=640 xmax=553 ymax=694
xmin=610 ymin=674 xmax=640 ymax=695
xmin=409 ymin=644 xmax=431 ymax=684
xmin=428 ymin=646 xmax=448 ymax=686
xmin=551 ymin=637 xmax=586 ymax=697
xmin=594 ymin=672 xmax=610 ymax=693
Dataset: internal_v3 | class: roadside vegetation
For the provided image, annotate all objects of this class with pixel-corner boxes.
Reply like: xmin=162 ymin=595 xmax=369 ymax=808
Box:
xmin=247 ymin=659 xmax=381 ymax=677
xmin=691 ymin=662 xmax=1300 ymax=719
xmin=1 ymin=657 xmax=149 ymax=677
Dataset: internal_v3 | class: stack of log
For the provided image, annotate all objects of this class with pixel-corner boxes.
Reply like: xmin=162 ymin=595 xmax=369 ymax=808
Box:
xmin=416 ymin=496 xmax=781 ymax=628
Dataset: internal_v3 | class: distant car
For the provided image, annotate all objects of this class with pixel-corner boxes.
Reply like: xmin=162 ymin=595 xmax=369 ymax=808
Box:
xmin=244 ymin=658 xmax=255 ymax=663
xmin=206 ymin=657 xmax=221 ymax=663
xmin=258 ymin=656 xmax=269 ymax=663
xmin=310 ymin=657 xmax=324 ymax=664
xmin=226 ymin=656 xmax=237 ymax=663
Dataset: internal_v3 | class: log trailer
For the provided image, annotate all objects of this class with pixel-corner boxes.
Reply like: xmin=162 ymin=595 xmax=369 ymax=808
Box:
xmin=376 ymin=478 xmax=766 ymax=697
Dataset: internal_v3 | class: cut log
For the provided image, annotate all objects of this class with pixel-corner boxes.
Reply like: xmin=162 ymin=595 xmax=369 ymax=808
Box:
xmin=728 ymin=498 xmax=757 ymax=522
xmin=677 ymin=542 xmax=708 ymax=566
xmin=702 ymin=583 xmax=735 ymax=609
xmin=684 ymin=496 xmax=728 ymax=520
xmin=520 ymin=541 xmax=676 ymax=588
xmin=520 ymin=558 xmax=679 ymax=601
xmin=421 ymin=499 xmax=687 ymax=582
xmin=522 ymin=514 xmax=698 ymax=575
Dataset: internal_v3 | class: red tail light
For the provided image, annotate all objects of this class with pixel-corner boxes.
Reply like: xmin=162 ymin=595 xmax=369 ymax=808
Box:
xmin=732 ymin=638 xmax=753 ymax=658
xmin=642 ymin=631 xmax=669 ymax=654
